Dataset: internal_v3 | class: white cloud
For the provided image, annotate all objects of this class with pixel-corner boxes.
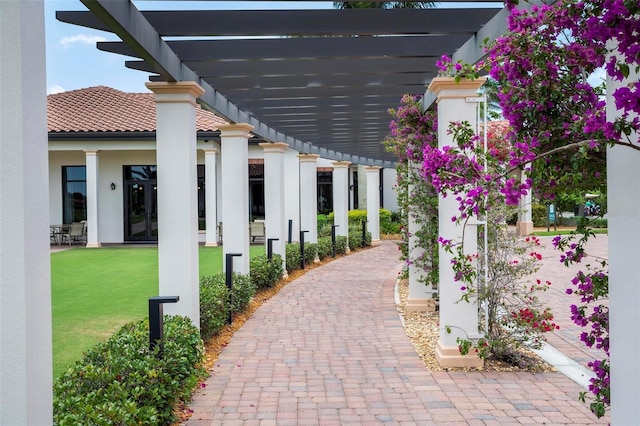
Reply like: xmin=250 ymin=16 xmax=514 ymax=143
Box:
xmin=47 ymin=85 xmax=65 ymax=95
xmin=58 ymin=34 xmax=107 ymax=49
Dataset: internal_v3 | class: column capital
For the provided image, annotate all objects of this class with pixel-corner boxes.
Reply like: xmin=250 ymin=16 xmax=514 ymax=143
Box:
xmin=331 ymin=161 xmax=351 ymax=169
xmin=364 ymin=165 xmax=382 ymax=173
xmin=259 ymin=142 xmax=289 ymax=153
xmin=217 ymin=123 xmax=254 ymax=138
xmin=145 ymin=81 xmax=205 ymax=106
xmin=202 ymin=148 xmax=219 ymax=155
xmin=297 ymin=153 xmax=320 ymax=163
xmin=83 ymin=149 xmax=99 ymax=155
xmin=427 ymin=76 xmax=487 ymax=101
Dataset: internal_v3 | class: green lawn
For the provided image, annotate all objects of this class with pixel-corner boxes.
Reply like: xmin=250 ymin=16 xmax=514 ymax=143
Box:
xmin=532 ymin=229 xmax=608 ymax=237
xmin=51 ymin=245 xmax=265 ymax=378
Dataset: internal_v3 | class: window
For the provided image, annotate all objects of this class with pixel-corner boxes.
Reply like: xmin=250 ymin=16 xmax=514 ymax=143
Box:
xmin=317 ymin=171 xmax=333 ymax=215
xmin=198 ymin=165 xmax=205 ymax=230
xmin=62 ymin=166 xmax=87 ymax=224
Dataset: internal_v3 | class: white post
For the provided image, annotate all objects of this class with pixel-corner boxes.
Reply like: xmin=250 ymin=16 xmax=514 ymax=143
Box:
xmin=260 ymin=142 xmax=289 ymax=276
xmin=220 ymin=124 xmax=253 ymax=274
xmin=0 ymin=1 xmax=52 ymax=423
xmin=365 ymin=166 xmax=381 ymax=245
xmin=146 ymin=81 xmax=204 ymax=326
xmin=298 ymin=154 xmax=320 ymax=244
xmin=203 ymin=148 xmax=218 ymax=247
xmin=517 ymin=166 xmax=533 ymax=236
xmin=84 ymin=150 xmax=101 ymax=247
xmin=607 ymin=46 xmax=640 ymax=423
xmin=407 ymin=162 xmax=434 ymax=311
xmin=428 ymin=76 xmax=485 ymax=368
xmin=332 ymin=161 xmax=351 ymax=251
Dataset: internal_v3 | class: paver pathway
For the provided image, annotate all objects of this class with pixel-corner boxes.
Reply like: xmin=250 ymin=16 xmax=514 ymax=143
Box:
xmin=184 ymin=240 xmax=608 ymax=425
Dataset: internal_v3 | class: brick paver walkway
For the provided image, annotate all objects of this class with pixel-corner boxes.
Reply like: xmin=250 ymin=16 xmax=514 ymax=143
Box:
xmin=184 ymin=240 xmax=608 ymax=425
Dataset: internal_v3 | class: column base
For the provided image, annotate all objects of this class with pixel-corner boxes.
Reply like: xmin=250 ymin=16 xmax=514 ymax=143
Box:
xmin=371 ymin=239 xmax=381 ymax=247
xmin=314 ymin=255 xmax=320 ymax=263
xmin=85 ymin=242 xmax=102 ymax=248
xmin=517 ymin=221 xmax=534 ymax=236
xmin=204 ymin=241 xmax=219 ymax=247
xmin=345 ymin=246 xmax=351 ymax=254
xmin=405 ymin=296 xmax=437 ymax=312
xmin=435 ymin=340 xmax=484 ymax=368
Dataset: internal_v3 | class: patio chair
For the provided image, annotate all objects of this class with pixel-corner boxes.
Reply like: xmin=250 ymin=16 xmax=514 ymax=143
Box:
xmin=63 ymin=222 xmax=86 ymax=246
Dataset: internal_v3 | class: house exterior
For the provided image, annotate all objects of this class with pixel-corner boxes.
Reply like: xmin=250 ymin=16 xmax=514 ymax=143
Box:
xmin=47 ymin=86 xmax=398 ymax=245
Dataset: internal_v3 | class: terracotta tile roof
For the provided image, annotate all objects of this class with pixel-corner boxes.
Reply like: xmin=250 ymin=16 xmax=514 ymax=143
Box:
xmin=47 ymin=85 xmax=227 ymax=134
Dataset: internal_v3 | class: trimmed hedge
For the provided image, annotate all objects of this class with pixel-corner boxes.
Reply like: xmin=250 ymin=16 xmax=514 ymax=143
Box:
xmin=250 ymin=254 xmax=284 ymax=290
xmin=53 ymin=316 xmax=206 ymax=426
xmin=200 ymin=274 xmax=230 ymax=339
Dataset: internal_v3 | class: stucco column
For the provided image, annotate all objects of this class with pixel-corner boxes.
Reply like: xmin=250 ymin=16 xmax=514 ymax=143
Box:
xmin=84 ymin=150 xmax=101 ymax=247
xmin=365 ymin=166 xmax=381 ymax=245
xmin=407 ymin=162 xmax=434 ymax=311
xmin=517 ymin=166 xmax=533 ymax=236
xmin=428 ymin=76 xmax=485 ymax=368
xmin=220 ymin=123 xmax=253 ymax=274
xmin=203 ymin=148 xmax=218 ymax=247
xmin=332 ymin=161 xmax=351 ymax=251
xmin=298 ymin=154 xmax=320 ymax=244
xmin=607 ymin=47 xmax=640 ymax=423
xmin=146 ymin=81 xmax=204 ymax=326
xmin=260 ymin=142 xmax=289 ymax=277
xmin=0 ymin=1 xmax=52 ymax=422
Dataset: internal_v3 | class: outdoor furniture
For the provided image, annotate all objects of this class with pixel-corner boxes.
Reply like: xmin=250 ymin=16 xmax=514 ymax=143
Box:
xmin=249 ymin=221 xmax=265 ymax=242
xmin=50 ymin=224 xmax=71 ymax=246
xmin=62 ymin=222 xmax=86 ymax=246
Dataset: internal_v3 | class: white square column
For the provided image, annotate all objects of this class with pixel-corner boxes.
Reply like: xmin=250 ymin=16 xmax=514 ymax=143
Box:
xmin=203 ymin=148 xmax=218 ymax=247
xmin=146 ymin=81 xmax=204 ymax=326
xmin=365 ymin=166 xmax=381 ymax=245
xmin=260 ymin=142 xmax=289 ymax=276
xmin=407 ymin=161 xmax=434 ymax=311
xmin=220 ymin=123 xmax=254 ymax=274
xmin=332 ymin=161 xmax=351 ymax=246
xmin=84 ymin=150 xmax=101 ymax=247
xmin=0 ymin=1 xmax=52 ymax=422
xmin=517 ymin=166 xmax=533 ymax=236
xmin=298 ymin=154 xmax=320 ymax=243
xmin=607 ymin=50 xmax=640 ymax=423
xmin=428 ymin=76 xmax=485 ymax=368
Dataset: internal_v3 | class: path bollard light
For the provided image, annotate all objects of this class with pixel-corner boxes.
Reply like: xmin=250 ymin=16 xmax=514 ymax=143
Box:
xmin=225 ymin=253 xmax=242 ymax=324
xmin=149 ymin=295 xmax=179 ymax=355
xmin=362 ymin=220 xmax=368 ymax=247
xmin=331 ymin=224 xmax=339 ymax=257
xmin=267 ymin=238 xmax=279 ymax=260
xmin=300 ymin=230 xmax=309 ymax=270
xmin=288 ymin=219 xmax=293 ymax=244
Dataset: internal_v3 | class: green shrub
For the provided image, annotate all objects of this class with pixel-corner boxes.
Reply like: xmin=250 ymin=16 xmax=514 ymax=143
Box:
xmin=380 ymin=221 xmax=401 ymax=235
xmin=532 ymin=204 xmax=548 ymax=227
xmin=230 ymin=272 xmax=255 ymax=313
xmin=348 ymin=226 xmax=371 ymax=251
xmin=317 ymin=222 xmax=333 ymax=238
xmin=250 ymin=254 xmax=284 ymax=290
xmin=379 ymin=208 xmax=392 ymax=229
xmin=286 ymin=243 xmax=301 ymax=273
xmin=53 ymin=316 xmax=206 ymax=426
xmin=199 ymin=274 xmax=230 ymax=338
xmin=316 ymin=237 xmax=333 ymax=260
xmin=335 ymin=236 xmax=348 ymax=254
xmin=348 ymin=209 xmax=368 ymax=225
xmin=317 ymin=214 xmax=331 ymax=230
xmin=590 ymin=218 xmax=608 ymax=229
xmin=303 ymin=242 xmax=318 ymax=265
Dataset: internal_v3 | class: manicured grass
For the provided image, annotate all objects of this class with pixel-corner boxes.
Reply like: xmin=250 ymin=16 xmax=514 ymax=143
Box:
xmin=532 ymin=229 xmax=608 ymax=237
xmin=51 ymin=245 xmax=265 ymax=378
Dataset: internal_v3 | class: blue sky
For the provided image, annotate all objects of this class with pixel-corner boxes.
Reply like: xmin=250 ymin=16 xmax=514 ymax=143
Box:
xmin=45 ymin=1 xmax=335 ymax=94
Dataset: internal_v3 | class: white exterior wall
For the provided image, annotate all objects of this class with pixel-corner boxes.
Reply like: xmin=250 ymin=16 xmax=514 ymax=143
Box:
xmin=48 ymin=149 xmax=156 ymax=244
xmin=382 ymin=167 xmax=398 ymax=212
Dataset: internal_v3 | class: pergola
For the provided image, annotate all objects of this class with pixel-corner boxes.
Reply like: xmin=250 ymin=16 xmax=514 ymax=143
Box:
xmin=57 ymin=0 xmax=508 ymax=167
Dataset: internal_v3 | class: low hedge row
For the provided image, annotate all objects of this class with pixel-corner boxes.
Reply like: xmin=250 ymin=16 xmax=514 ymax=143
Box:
xmin=284 ymin=235 xmax=351 ymax=273
xmin=53 ymin=316 xmax=207 ymax=425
